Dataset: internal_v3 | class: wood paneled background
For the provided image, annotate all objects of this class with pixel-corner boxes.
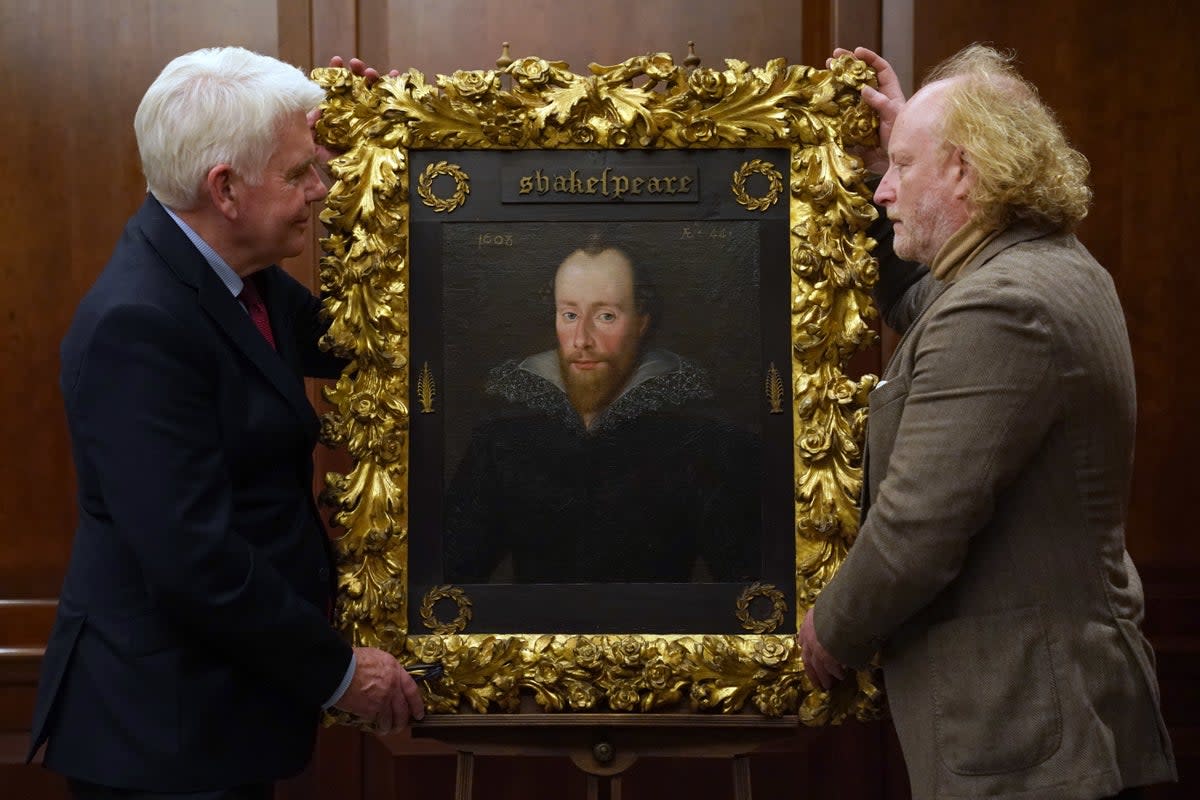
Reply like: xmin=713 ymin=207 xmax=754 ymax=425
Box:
xmin=2 ymin=0 xmax=1195 ymax=797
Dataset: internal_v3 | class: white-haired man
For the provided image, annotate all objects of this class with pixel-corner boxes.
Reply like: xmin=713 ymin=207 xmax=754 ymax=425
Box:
xmin=28 ymin=47 xmax=423 ymax=800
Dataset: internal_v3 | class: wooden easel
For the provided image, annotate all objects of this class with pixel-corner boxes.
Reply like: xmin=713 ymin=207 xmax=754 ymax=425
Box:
xmin=410 ymin=713 xmax=801 ymax=800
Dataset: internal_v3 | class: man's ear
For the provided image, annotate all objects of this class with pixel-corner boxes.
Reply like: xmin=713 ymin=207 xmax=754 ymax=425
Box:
xmin=205 ymin=164 xmax=239 ymax=220
xmin=637 ymin=313 xmax=650 ymax=338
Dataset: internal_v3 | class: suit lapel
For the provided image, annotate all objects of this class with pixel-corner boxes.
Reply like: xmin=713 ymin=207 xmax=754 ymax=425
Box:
xmin=197 ymin=274 xmax=318 ymax=429
xmin=135 ymin=196 xmax=318 ymax=431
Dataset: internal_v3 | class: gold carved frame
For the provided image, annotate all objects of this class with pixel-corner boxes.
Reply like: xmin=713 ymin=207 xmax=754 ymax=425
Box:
xmin=312 ymin=49 xmax=882 ymax=723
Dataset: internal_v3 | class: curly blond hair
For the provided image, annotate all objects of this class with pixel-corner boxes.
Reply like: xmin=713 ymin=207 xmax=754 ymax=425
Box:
xmin=924 ymin=44 xmax=1091 ymax=230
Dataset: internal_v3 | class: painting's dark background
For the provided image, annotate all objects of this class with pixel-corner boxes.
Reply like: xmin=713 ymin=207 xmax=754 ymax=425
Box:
xmin=4 ymin=1 xmax=1196 ymax=797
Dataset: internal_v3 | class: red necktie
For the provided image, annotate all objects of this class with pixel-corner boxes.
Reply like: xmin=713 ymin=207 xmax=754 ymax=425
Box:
xmin=239 ymin=277 xmax=276 ymax=350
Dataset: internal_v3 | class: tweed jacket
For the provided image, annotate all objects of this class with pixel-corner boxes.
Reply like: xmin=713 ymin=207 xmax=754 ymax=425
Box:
xmin=814 ymin=222 xmax=1176 ymax=799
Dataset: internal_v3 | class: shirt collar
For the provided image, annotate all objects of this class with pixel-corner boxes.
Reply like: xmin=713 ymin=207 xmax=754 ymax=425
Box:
xmin=162 ymin=204 xmax=244 ymax=297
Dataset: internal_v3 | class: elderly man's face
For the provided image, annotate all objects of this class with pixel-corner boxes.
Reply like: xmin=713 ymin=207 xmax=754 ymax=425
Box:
xmin=554 ymin=247 xmax=649 ymax=421
xmin=874 ymin=82 xmax=972 ymax=264
xmin=229 ymin=110 xmax=327 ymax=272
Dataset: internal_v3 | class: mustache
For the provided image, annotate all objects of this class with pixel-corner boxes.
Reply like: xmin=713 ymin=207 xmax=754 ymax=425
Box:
xmin=564 ymin=351 xmax=609 ymax=363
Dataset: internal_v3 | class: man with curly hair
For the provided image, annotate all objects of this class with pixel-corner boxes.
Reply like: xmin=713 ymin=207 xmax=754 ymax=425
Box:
xmin=798 ymin=44 xmax=1175 ymax=799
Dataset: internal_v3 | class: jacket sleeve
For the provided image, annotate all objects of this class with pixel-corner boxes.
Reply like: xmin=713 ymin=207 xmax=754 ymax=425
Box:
xmin=65 ymin=301 xmax=352 ymax=707
xmin=813 ymin=275 xmax=1059 ymax=668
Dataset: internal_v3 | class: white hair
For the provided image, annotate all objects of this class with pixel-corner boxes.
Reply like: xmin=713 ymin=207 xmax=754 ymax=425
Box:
xmin=134 ymin=46 xmax=325 ymax=210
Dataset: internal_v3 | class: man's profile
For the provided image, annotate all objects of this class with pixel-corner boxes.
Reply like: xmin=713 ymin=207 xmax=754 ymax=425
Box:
xmin=442 ymin=232 xmax=761 ymax=584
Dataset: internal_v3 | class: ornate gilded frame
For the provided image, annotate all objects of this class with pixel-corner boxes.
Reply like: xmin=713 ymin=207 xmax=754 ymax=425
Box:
xmin=312 ymin=49 xmax=882 ymax=723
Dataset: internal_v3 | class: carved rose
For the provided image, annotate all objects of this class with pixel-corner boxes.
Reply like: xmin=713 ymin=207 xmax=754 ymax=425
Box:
xmin=570 ymin=124 xmax=597 ymax=145
xmin=834 ymin=54 xmax=873 ymax=85
xmin=608 ymin=681 xmax=641 ymax=711
xmin=643 ymin=54 xmax=675 ymax=82
xmin=828 ymin=376 xmax=857 ymax=405
xmin=450 ymin=70 xmax=496 ymax=99
xmin=378 ymin=578 xmax=404 ymax=611
xmin=688 ymin=68 xmax=728 ymax=100
xmin=797 ymin=428 xmax=831 ymax=460
xmin=754 ymin=684 xmax=792 ymax=717
xmin=566 ymin=680 xmax=600 ymax=709
xmin=571 ymin=637 xmax=604 ymax=669
xmin=414 ymin=637 xmax=446 ymax=661
xmin=510 ymin=57 xmax=552 ymax=88
xmin=377 ymin=432 xmax=404 ymax=463
xmin=481 ymin=112 xmax=526 ymax=146
xmin=613 ymin=636 xmax=644 ymax=666
xmin=642 ymin=657 xmax=674 ymax=690
xmin=363 ymin=528 xmax=389 ymax=552
xmin=349 ymin=391 xmax=378 ymax=421
xmin=534 ymin=658 xmax=561 ymax=683
xmin=753 ymin=638 xmax=790 ymax=667
xmin=843 ymin=109 xmax=877 ymax=146
xmin=689 ymin=681 xmax=719 ymax=708
xmin=682 ymin=117 xmax=717 ymax=144
xmin=319 ymin=416 xmax=345 ymax=447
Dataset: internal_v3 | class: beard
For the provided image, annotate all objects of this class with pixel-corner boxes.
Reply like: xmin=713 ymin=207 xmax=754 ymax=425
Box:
xmin=559 ymin=348 xmax=639 ymax=422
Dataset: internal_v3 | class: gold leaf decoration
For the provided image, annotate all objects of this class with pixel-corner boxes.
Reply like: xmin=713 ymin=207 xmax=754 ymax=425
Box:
xmin=734 ymin=582 xmax=787 ymax=633
xmin=419 ymin=585 xmax=473 ymax=635
xmin=416 ymin=160 xmax=470 ymax=212
xmin=765 ymin=361 xmax=784 ymax=414
xmin=406 ymin=633 xmax=878 ymax=720
xmin=416 ymin=361 xmax=436 ymax=413
xmin=311 ymin=50 xmax=884 ymax=723
xmin=731 ymin=158 xmax=784 ymax=211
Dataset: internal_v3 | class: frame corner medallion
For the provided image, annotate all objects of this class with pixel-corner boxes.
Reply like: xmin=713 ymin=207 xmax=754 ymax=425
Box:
xmin=313 ymin=50 xmax=883 ymax=725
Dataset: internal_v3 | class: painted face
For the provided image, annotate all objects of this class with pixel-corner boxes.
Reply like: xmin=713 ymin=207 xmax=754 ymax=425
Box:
xmin=554 ymin=247 xmax=649 ymax=420
xmin=874 ymin=83 xmax=971 ymax=265
xmin=229 ymin=110 xmax=327 ymax=271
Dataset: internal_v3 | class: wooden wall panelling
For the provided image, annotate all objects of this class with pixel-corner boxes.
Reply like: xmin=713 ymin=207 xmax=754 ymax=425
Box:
xmin=371 ymin=0 xmax=817 ymax=82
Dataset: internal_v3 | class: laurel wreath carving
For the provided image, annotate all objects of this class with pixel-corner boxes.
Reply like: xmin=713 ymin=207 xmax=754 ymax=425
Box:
xmin=420 ymin=585 xmax=473 ymax=634
xmin=735 ymin=582 xmax=787 ymax=633
xmin=417 ymin=161 xmax=470 ymax=212
xmin=731 ymin=158 xmax=783 ymax=211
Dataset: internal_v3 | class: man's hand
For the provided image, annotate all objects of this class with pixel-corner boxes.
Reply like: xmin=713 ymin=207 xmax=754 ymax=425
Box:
xmin=798 ymin=607 xmax=846 ymax=691
xmin=328 ymin=55 xmax=401 ymax=87
xmin=831 ymin=47 xmax=907 ymax=175
xmin=309 ymin=57 xmax=403 ymax=174
xmin=333 ymin=646 xmax=426 ymax=733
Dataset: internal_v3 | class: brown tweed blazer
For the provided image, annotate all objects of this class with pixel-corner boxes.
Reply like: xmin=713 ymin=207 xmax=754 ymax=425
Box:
xmin=814 ymin=223 xmax=1176 ymax=799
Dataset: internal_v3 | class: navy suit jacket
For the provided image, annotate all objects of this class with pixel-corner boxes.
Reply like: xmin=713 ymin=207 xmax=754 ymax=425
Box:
xmin=28 ymin=195 xmax=353 ymax=790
